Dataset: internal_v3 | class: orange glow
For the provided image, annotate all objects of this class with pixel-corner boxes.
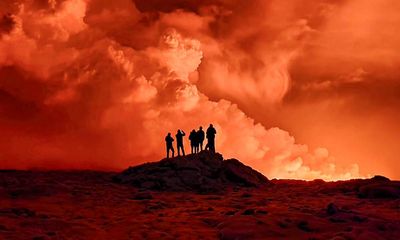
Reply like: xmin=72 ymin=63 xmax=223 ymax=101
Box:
xmin=1 ymin=0 xmax=399 ymax=180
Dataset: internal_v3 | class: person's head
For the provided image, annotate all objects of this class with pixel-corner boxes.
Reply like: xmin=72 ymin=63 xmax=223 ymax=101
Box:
xmin=199 ymin=126 xmax=203 ymax=130
xmin=210 ymin=124 xmax=213 ymax=127
xmin=168 ymin=132 xmax=171 ymax=136
xmin=177 ymin=129 xmax=180 ymax=133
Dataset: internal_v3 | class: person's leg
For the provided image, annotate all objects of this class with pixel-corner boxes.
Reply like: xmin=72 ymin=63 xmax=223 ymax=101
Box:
xmin=172 ymin=147 xmax=175 ymax=158
xmin=182 ymin=146 xmax=185 ymax=156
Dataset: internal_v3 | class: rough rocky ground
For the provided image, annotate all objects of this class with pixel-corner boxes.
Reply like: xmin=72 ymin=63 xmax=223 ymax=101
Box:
xmin=0 ymin=162 xmax=399 ymax=239
xmin=113 ymin=151 xmax=269 ymax=192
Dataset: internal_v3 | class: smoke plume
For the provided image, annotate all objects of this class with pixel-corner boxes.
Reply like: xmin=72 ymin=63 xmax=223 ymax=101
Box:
xmin=4 ymin=0 xmax=398 ymax=180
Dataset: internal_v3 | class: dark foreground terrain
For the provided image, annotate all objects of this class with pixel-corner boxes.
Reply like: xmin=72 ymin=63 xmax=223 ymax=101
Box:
xmin=0 ymin=156 xmax=399 ymax=240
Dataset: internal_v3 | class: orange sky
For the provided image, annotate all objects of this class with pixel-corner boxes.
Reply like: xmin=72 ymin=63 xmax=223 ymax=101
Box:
xmin=0 ymin=0 xmax=399 ymax=180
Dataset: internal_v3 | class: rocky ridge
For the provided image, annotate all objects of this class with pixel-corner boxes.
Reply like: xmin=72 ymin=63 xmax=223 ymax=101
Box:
xmin=113 ymin=151 xmax=270 ymax=192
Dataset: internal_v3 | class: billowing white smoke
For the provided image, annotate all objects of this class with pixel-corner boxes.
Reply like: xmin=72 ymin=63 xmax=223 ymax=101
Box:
xmin=0 ymin=0 xmax=361 ymax=180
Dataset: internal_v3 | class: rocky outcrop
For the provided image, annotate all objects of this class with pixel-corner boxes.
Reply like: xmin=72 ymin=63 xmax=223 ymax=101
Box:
xmin=357 ymin=181 xmax=400 ymax=199
xmin=113 ymin=151 xmax=269 ymax=192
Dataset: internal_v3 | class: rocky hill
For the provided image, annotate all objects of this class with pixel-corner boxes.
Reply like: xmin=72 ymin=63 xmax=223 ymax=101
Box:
xmin=113 ymin=151 xmax=270 ymax=192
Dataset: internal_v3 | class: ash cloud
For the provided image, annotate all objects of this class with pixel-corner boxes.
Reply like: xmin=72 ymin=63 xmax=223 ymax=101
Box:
xmin=4 ymin=0 xmax=396 ymax=180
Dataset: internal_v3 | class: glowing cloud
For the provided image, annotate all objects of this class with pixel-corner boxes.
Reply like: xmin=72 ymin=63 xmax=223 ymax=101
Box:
xmin=6 ymin=0 xmax=396 ymax=180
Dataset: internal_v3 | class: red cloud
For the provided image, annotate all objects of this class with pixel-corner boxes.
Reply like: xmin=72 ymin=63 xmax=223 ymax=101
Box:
xmin=3 ymin=0 xmax=398 ymax=180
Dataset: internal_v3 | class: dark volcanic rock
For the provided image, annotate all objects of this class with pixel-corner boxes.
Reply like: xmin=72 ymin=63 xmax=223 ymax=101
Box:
xmin=218 ymin=216 xmax=284 ymax=239
xmin=353 ymin=176 xmax=400 ymax=199
xmin=358 ymin=182 xmax=400 ymax=199
xmin=131 ymin=192 xmax=153 ymax=200
xmin=326 ymin=203 xmax=339 ymax=216
xmin=371 ymin=175 xmax=391 ymax=182
xmin=113 ymin=151 xmax=269 ymax=192
xmin=242 ymin=208 xmax=256 ymax=215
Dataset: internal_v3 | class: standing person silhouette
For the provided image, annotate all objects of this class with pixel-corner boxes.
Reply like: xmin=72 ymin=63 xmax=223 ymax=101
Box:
xmin=165 ymin=133 xmax=175 ymax=158
xmin=176 ymin=129 xmax=186 ymax=156
xmin=189 ymin=129 xmax=198 ymax=154
xmin=206 ymin=124 xmax=217 ymax=153
xmin=197 ymin=126 xmax=205 ymax=151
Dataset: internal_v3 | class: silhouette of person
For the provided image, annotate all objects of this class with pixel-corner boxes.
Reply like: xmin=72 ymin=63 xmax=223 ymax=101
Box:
xmin=197 ymin=126 xmax=205 ymax=151
xmin=189 ymin=129 xmax=198 ymax=154
xmin=206 ymin=124 xmax=217 ymax=153
xmin=176 ymin=129 xmax=186 ymax=156
xmin=165 ymin=133 xmax=175 ymax=158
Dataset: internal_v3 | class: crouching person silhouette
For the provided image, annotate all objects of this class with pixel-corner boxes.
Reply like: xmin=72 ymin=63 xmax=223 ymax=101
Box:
xmin=176 ymin=129 xmax=186 ymax=156
xmin=165 ymin=133 xmax=175 ymax=158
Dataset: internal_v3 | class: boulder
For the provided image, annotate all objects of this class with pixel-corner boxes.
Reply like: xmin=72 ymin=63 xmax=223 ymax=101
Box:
xmin=326 ymin=203 xmax=339 ymax=216
xmin=353 ymin=176 xmax=400 ymax=199
xmin=358 ymin=182 xmax=400 ymax=199
xmin=371 ymin=175 xmax=391 ymax=182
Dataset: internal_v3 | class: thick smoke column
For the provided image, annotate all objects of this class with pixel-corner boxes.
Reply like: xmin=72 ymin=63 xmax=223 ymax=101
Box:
xmin=0 ymin=0 xmax=373 ymax=180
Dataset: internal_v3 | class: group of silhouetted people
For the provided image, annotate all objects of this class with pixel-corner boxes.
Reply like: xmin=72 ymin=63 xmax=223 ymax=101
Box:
xmin=165 ymin=124 xmax=217 ymax=158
